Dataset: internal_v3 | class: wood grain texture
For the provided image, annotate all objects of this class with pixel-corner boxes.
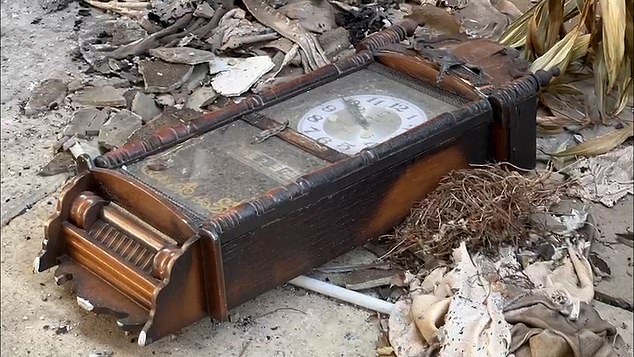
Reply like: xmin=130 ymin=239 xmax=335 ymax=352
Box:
xmin=365 ymin=145 xmax=467 ymax=238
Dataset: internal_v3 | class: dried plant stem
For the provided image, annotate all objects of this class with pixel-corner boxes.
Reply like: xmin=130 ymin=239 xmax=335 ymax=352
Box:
xmin=387 ymin=164 xmax=571 ymax=259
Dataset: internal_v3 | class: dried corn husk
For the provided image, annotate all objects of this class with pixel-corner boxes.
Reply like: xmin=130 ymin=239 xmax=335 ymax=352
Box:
xmin=599 ymin=0 xmax=626 ymax=91
xmin=593 ymin=44 xmax=608 ymax=121
xmin=537 ymin=115 xmax=589 ymax=134
xmin=612 ymin=75 xmax=633 ymax=117
xmin=530 ymin=29 xmax=580 ymax=73
xmin=499 ymin=0 xmax=579 ymax=48
xmin=547 ymin=124 xmax=634 ymax=158
xmin=529 ymin=0 xmax=591 ymax=74
xmin=502 ymin=0 xmax=633 ymax=125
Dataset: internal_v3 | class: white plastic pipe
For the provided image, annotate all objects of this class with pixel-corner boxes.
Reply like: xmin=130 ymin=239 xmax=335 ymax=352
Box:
xmin=288 ymin=275 xmax=395 ymax=315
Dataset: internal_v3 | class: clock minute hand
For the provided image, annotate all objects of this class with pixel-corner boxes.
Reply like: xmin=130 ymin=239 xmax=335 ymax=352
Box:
xmin=341 ymin=98 xmax=370 ymax=130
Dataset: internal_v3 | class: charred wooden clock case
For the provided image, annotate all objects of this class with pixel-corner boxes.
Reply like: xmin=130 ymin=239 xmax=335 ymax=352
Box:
xmin=34 ymin=19 xmax=558 ymax=345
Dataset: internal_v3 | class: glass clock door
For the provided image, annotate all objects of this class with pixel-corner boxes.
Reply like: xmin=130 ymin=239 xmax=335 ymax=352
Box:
xmin=259 ymin=65 xmax=465 ymax=155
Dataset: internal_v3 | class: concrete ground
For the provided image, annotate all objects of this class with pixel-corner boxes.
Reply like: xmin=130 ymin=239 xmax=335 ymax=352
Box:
xmin=1 ymin=1 xmax=632 ymax=356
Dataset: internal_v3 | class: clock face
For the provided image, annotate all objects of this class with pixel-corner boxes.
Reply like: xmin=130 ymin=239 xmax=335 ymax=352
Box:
xmin=297 ymin=94 xmax=428 ymax=155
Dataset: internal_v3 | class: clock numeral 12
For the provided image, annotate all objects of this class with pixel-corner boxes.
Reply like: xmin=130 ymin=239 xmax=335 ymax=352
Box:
xmin=389 ymin=103 xmax=409 ymax=112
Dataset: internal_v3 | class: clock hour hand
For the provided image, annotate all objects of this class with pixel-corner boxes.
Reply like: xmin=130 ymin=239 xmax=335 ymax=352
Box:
xmin=341 ymin=97 xmax=370 ymax=130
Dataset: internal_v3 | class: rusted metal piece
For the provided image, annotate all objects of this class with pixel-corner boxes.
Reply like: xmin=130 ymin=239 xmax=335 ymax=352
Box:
xmin=35 ymin=20 xmax=559 ymax=346
xmin=373 ymin=46 xmax=485 ymax=100
xmin=241 ymin=0 xmax=329 ymax=70
xmin=436 ymin=39 xmax=530 ymax=88
xmin=243 ymin=112 xmax=348 ymax=162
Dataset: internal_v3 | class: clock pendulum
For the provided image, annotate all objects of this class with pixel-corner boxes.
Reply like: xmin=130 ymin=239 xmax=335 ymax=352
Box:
xmin=34 ymin=17 xmax=559 ymax=345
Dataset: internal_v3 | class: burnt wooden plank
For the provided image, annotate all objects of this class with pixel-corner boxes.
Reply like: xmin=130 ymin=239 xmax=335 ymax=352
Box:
xmin=488 ymin=74 xmax=543 ymax=170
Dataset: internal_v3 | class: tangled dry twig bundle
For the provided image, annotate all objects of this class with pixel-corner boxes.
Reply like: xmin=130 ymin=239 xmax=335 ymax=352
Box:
xmin=387 ymin=164 xmax=571 ymax=259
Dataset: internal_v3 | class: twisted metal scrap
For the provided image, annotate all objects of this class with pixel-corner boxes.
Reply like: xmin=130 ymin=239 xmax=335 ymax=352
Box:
xmin=241 ymin=0 xmax=329 ymax=70
xmin=387 ymin=164 xmax=571 ymax=259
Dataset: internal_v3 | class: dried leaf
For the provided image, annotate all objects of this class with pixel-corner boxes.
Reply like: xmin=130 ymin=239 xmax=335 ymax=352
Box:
xmin=527 ymin=12 xmax=544 ymax=57
xmin=547 ymin=83 xmax=584 ymax=96
xmin=599 ymin=0 xmax=626 ymax=91
xmin=377 ymin=346 xmax=395 ymax=356
xmin=530 ymin=0 xmax=592 ymax=73
xmin=537 ymin=115 xmax=587 ymax=134
xmin=538 ymin=126 xmax=565 ymax=135
xmin=499 ymin=1 xmax=543 ymax=47
xmin=490 ymin=0 xmax=630 ymax=120
xmin=626 ymin=0 xmax=634 ymax=61
xmin=499 ymin=0 xmax=579 ymax=48
xmin=570 ymin=33 xmax=591 ymax=61
xmin=593 ymin=45 xmax=608 ymax=120
xmin=534 ymin=2 xmax=550 ymax=55
xmin=548 ymin=124 xmax=634 ymax=158
xmin=530 ymin=28 xmax=580 ymax=73
xmin=610 ymin=62 xmax=632 ymax=116
xmin=581 ymin=0 xmax=596 ymax=36
xmin=562 ymin=1 xmax=582 ymax=20
xmin=546 ymin=0 xmax=565 ymax=49
xmin=540 ymin=90 xmax=587 ymax=123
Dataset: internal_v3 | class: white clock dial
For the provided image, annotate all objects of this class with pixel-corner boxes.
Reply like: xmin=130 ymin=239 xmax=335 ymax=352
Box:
xmin=297 ymin=94 xmax=429 ymax=155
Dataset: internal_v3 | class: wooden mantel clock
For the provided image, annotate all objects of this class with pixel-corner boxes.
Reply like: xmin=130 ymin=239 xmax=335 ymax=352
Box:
xmin=34 ymin=19 xmax=558 ymax=345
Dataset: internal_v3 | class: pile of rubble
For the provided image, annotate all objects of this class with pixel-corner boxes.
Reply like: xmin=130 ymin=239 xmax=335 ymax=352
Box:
xmin=26 ymin=0 xmax=522 ymax=177
xmin=26 ymin=0 xmax=404 ymax=175
xmin=305 ymin=165 xmax=632 ymax=356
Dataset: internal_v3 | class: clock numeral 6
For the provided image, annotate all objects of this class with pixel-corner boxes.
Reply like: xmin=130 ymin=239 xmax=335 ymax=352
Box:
xmin=316 ymin=137 xmax=332 ymax=144
xmin=336 ymin=142 xmax=353 ymax=151
xmin=306 ymin=114 xmax=324 ymax=122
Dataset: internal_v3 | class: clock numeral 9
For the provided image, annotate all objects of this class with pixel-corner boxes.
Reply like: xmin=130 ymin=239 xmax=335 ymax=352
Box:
xmin=306 ymin=114 xmax=324 ymax=122
xmin=322 ymin=104 xmax=337 ymax=113
xmin=336 ymin=142 xmax=354 ymax=151
xmin=316 ymin=137 xmax=332 ymax=144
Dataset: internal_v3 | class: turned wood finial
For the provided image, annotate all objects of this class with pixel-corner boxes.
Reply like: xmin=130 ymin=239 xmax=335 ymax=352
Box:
xmin=69 ymin=191 xmax=106 ymax=230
